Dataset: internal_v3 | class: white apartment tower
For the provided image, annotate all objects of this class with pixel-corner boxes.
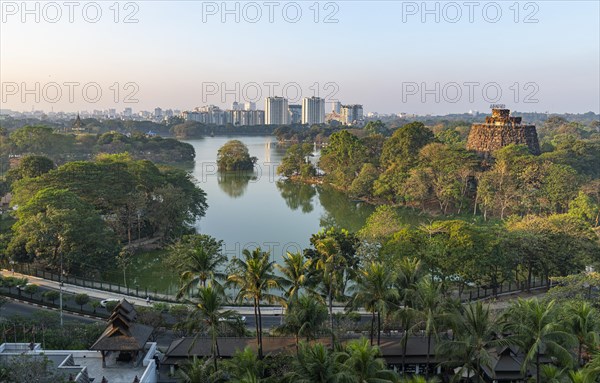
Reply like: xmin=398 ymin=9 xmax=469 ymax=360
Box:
xmin=301 ymin=97 xmax=326 ymax=125
xmin=265 ymin=97 xmax=290 ymax=125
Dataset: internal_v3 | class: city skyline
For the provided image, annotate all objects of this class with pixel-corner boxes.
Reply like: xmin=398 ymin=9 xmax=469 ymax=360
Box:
xmin=1 ymin=1 xmax=598 ymax=115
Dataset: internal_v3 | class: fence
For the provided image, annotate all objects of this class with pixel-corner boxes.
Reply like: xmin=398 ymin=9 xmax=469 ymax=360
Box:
xmin=11 ymin=263 xmax=180 ymax=303
xmin=10 ymin=263 xmax=550 ymax=305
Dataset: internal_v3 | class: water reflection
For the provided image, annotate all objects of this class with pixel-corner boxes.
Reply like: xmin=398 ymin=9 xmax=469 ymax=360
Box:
xmin=317 ymin=185 xmax=375 ymax=232
xmin=276 ymin=180 xmax=317 ymax=213
xmin=217 ymin=171 xmax=257 ymax=198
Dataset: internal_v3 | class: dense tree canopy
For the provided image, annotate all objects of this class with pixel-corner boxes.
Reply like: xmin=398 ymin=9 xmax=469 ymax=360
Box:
xmin=217 ymin=140 xmax=257 ymax=171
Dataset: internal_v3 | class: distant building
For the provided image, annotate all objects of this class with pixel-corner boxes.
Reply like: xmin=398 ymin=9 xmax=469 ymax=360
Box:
xmin=71 ymin=114 xmax=86 ymax=133
xmin=288 ymin=104 xmax=302 ymax=124
xmin=332 ymin=101 xmax=341 ymax=114
xmin=244 ymin=102 xmax=256 ymax=111
xmin=301 ymin=97 xmax=325 ymax=125
xmin=154 ymin=107 xmax=163 ymax=119
xmin=265 ymin=97 xmax=289 ymax=125
xmin=340 ymin=104 xmax=363 ymax=125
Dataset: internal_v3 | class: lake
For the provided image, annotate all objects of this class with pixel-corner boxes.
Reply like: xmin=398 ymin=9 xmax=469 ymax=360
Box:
xmin=114 ymin=135 xmax=383 ymax=292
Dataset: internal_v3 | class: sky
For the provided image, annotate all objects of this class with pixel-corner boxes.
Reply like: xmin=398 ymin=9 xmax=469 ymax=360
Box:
xmin=1 ymin=0 xmax=599 ymax=115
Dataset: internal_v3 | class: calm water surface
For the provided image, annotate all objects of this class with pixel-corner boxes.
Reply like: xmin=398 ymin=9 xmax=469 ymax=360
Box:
xmin=115 ymin=136 xmax=380 ymax=291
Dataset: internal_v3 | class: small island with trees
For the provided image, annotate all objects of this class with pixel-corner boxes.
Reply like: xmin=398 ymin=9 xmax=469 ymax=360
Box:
xmin=216 ymin=140 xmax=257 ymax=171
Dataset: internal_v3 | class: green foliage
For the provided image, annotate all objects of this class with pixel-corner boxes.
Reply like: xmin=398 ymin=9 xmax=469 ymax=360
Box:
xmin=0 ymin=355 xmax=69 ymax=383
xmin=73 ymin=293 xmax=90 ymax=310
xmin=22 ymin=283 xmax=39 ymax=298
xmin=318 ymin=130 xmax=368 ymax=190
xmin=277 ymin=143 xmax=315 ymax=178
xmin=217 ymin=140 xmax=257 ymax=171
xmin=8 ymin=187 xmax=119 ymax=273
xmin=42 ymin=290 xmax=60 ymax=304
xmin=358 ymin=205 xmax=405 ymax=244
xmin=6 ymin=155 xmax=54 ymax=185
xmin=11 ymin=154 xmax=207 ymax=245
xmin=166 ymin=234 xmax=226 ymax=298
xmin=349 ymin=163 xmax=379 ymax=199
xmin=279 ymin=295 xmax=328 ymax=345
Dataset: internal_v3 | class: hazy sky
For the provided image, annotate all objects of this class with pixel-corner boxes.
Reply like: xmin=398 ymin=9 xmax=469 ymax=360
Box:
xmin=1 ymin=1 xmax=599 ymax=114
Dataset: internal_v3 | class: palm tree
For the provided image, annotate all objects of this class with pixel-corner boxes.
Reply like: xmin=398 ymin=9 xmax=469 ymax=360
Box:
xmin=437 ymin=301 xmax=509 ymax=382
xmin=538 ymin=365 xmax=567 ymax=383
xmin=177 ymin=356 xmax=218 ymax=383
xmin=280 ymin=294 xmax=329 ymax=350
xmin=189 ymin=286 xmax=236 ymax=371
xmin=394 ymin=257 xmax=424 ymax=374
xmin=313 ymin=237 xmax=345 ymax=346
xmin=228 ymin=248 xmax=284 ymax=359
xmin=223 ymin=347 xmax=263 ymax=382
xmin=339 ymin=338 xmax=397 ymax=383
xmin=288 ymin=342 xmax=350 ymax=383
xmin=275 ymin=251 xmax=314 ymax=303
xmin=414 ymin=279 xmax=446 ymax=379
xmin=505 ymin=298 xmax=576 ymax=383
xmin=564 ymin=301 xmax=599 ymax=366
xmin=171 ymin=236 xmax=227 ymax=298
xmin=348 ymin=262 xmax=398 ymax=346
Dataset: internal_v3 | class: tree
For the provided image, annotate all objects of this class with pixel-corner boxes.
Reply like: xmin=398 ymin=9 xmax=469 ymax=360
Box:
xmin=177 ymin=356 xmax=217 ymax=383
xmin=117 ymin=248 xmax=133 ymax=288
xmin=168 ymin=234 xmax=226 ymax=298
xmin=562 ymin=301 xmax=599 ymax=367
xmin=8 ymin=187 xmax=119 ymax=274
xmin=349 ymin=262 xmax=398 ymax=346
xmin=288 ymin=342 xmax=350 ymax=383
xmin=189 ymin=286 xmax=236 ymax=371
xmin=349 ymin=163 xmax=379 ymax=199
xmin=318 ymin=130 xmax=368 ymax=189
xmin=23 ymin=284 xmax=39 ymax=299
xmin=339 ymin=338 xmax=397 ymax=383
xmin=279 ymin=295 xmax=328 ymax=350
xmin=380 ymin=122 xmax=434 ymax=169
xmin=42 ymin=290 xmax=60 ymax=304
xmin=312 ymin=236 xmax=344 ymax=346
xmin=277 ymin=143 xmax=315 ymax=178
xmin=228 ymin=248 xmax=283 ymax=359
xmin=393 ymin=257 xmax=426 ymax=373
xmin=6 ymin=155 xmax=54 ymax=184
xmin=90 ymin=300 xmax=100 ymax=314
xmin=414 ymin=279 xmax=447 ymax=379
xmin=417 ymin=143 xmax=478 ymax=214
xmin=0 ymin=354 xmax=69 ymax=383
xmin=275 ymin=252 xmax=313 ymax=303
xmin=505 ymin=298 xmax=576 ymax=383
xmin=217 ymin=140 xmax=257 ymax=171
xmin=357 ymin=205 xmax=404 ymax=245
xmin=223 ymin=347 xmax=264 ymax=382
xmin=74 ymin=293 xmax=90 ymax=311
xmin=437 ymin=301 xmax=508 ymax=382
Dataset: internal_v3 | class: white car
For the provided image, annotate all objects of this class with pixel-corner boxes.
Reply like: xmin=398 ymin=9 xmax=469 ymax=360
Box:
xmin=100 ymin=298 xmax=120 ymax=308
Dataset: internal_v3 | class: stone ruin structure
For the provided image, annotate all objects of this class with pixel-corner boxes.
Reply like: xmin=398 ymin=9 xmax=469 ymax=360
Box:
xmin=466 ymin=108 xmax=540 ymax=157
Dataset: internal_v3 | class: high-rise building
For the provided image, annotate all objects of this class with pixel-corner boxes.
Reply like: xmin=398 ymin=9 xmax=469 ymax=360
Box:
xmin=340 ymin=104 xmax=363 ymax=125
xmin=265 ymin=97 xmax=289 ymax=125
xmin=301 ymin=97 xmax=326 ymax=125
xmin=332 ymin=101 xmax=341 ymax=114
xmin=288 ymin=104 xmax=302 ymax=124
xmin=244 ymin=102 xmax=256 ymax=111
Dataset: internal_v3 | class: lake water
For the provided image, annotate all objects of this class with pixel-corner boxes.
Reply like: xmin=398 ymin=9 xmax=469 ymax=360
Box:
xmin=116 ymin=135 xmax=381 ymax=292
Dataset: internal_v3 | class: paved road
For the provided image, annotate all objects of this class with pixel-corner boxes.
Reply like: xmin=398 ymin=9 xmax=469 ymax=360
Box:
xmin=0 ymin=300 xmax=101 ymax=324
